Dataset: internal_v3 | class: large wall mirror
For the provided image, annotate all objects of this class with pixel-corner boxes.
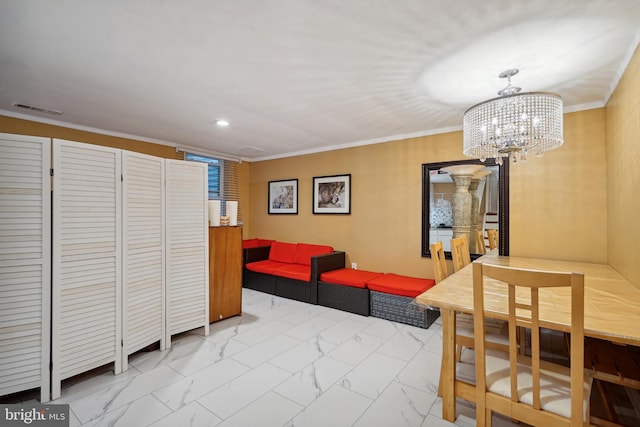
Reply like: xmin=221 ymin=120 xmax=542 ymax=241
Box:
xmin=421 ymin=158 xmax=509 ymax=260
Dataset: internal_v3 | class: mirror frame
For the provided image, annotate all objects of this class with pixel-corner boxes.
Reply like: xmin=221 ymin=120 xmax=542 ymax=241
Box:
xmin=421 ymin=158 xmax=509 ymax=260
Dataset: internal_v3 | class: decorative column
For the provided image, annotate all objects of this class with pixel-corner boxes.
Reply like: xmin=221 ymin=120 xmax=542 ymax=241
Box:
xmin=468 ymin=178 xmax=481 ymax=252
xmin=469 ymin=169 xmax=491 ymax=253
xmin=440 ymin=165 xmax=485 ymax=246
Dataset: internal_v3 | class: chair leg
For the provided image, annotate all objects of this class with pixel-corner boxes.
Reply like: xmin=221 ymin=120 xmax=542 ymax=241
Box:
xmin=476 ymin=404 xmax=488 ymax=427
xmin=595 ymin=379 xmax=615 ymax=423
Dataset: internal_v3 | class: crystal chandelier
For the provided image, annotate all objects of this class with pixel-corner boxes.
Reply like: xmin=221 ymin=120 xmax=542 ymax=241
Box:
xmin=463 ymin=69 xmax=563 ymax=164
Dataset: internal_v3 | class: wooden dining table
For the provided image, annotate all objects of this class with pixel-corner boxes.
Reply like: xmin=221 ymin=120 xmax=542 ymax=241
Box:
xmin=415 ymin=253 xmax=640 ymax=422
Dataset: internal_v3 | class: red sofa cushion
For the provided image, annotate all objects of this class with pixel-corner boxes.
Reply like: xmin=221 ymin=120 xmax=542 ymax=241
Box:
xmin=366 ymin=273 xmax=436 ymax=298
xmin=294 ymin=243 xmax=334 ymax=266
xmin=245 ymin=260 xmax=290 ymax=275
xmin=269 ymin=241 xmax=297 ymax=263
xmin=320 ymin=268 xmax=383 ymax=289
xmin=272 ymin=264 xmax=311 ymax=282
xmin=259 ymin=239 xmax=274 ymax=247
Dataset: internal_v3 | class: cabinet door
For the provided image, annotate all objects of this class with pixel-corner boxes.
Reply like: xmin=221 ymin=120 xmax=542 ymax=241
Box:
xmin=0 ymin=134 xmax=51 ymax=402
xmin=51 ymin=140 xmax=121 ymax=399
xmin=122 ymin=151 xmax=165 ymax=370
xmin=209 ymin=227 xmax=242 ymax=322
xmin=165 ymin=160 xmax=209 ymax=343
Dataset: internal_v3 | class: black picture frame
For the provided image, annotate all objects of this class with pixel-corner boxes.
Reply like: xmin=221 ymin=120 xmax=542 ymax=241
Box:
xmin=268 ymin=179 xmax=298 ymax=214
xmin=312 ymin=174 xmax=351 ymax=214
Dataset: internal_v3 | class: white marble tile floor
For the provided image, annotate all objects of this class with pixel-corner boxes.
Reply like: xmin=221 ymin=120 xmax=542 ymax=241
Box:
xmin=9 ymin=288 xmax=528 ymax=427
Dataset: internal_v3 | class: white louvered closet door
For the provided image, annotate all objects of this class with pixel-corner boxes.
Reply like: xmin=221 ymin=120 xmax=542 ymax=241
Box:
xmin=51 ymin=140 xmax=121 ymax=399
xmin=0 ymin=134 xmax=51 ymax=402
xmin=165 ymin=160 xmax=209 ymax=344
xmin=122 ymin=151 xmax=165 ymax=370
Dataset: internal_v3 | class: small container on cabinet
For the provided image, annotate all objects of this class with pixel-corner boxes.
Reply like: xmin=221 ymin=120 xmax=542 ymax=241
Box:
xmin=209 ymin=226 xmax=243 ymax=322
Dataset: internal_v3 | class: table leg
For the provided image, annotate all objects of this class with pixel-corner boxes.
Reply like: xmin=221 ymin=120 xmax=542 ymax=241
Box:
xmin=440 ymin=308 xmax=456 ymax=421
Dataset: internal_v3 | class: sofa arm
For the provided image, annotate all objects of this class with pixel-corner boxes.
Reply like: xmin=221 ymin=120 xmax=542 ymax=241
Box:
xmin=310 ymin=251 xmax=346 ymax=304
xmin=243 ymin=245 xmax=271 ymax=266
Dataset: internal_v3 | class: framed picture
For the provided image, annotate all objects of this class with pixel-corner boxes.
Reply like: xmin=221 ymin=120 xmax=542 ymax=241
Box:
xmin=313 ymin=174 xmax=351 ymax=214
xmin=268 ymin=179 xmax=298 ymax=214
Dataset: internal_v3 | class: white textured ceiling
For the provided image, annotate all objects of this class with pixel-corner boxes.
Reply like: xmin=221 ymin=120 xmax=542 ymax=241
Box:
xmin=1 ymin=0 xmax=639 ymax=160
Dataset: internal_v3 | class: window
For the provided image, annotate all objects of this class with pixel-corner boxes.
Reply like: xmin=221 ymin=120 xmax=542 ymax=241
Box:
xmin=185 ymin=153 xmax=222 ymax=199
xmin=185 ymin=152 xmax=241 ymax=221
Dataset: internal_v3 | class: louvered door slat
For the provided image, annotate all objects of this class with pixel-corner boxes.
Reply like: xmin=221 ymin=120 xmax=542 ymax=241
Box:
xmin=51 ymin=139 xmax=121 ymax=400
xmin=165 ymin=160 xmax=209 ymax=343
xmin=0 ymin=134 xmax=51 ymax=402
xmin=122 ymin=151 xmax=165 ymax=366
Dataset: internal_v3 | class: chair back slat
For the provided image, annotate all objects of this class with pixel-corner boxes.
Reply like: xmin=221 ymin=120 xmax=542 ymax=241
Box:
xmin=476 ymin=230 xmax=487 ymax=254
xmin=487 ymin=229 xmax=498 ymax=250
xmin=430 ymin=241 xmax=448 ymax=283
xmin=451 ymin=235 xmax=471 ymax=272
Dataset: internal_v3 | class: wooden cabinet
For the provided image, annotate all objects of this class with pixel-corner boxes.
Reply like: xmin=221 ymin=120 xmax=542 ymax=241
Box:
xmin=208 ymin=226 xmax=242 ymax=322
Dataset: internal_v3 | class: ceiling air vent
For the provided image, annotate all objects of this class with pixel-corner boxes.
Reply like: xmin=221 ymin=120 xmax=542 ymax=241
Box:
xmin=12 ymin=102 xmax=63 ymax=115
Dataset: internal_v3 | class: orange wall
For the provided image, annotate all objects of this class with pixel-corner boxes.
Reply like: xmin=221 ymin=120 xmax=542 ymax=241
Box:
xmin=248 ymin=109 xmax=608 ymax=279
xmin=508 ymin=109 xmax=607 ymax=263
xmin=238 ymin=160 xmax=251 ymax=238
xmin=249 ymin=132 xmax=464 ymax=277
xmin=606 ymin=45 xmax=640 ymax=286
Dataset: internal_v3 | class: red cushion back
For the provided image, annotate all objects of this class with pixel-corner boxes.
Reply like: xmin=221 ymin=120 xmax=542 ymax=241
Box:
xmin=242 ymin=238 xmax=260 ymax=249
xmin=269 ymin=241 xmax=297 ymax=263
xmin=294 ymin=243 xmax=334 ymax=266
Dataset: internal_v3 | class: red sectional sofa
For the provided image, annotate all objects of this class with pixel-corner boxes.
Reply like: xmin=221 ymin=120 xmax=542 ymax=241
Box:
xmin=243 ymin=241 xmax=345 ymax=304
xmin=318 ymin=269 xmax=440 ymax=328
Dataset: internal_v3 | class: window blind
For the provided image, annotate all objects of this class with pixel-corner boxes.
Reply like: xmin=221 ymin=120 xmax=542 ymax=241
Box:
xmin=184 ymin=152 xmax=242 ymax=223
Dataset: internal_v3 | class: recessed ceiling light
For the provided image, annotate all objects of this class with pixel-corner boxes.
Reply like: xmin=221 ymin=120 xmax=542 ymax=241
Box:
xmin=215 ymin=119 xmax=230 ymax=127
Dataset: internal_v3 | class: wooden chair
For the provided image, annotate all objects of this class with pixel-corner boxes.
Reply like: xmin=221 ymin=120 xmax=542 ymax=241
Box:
xmin=431 ymin=240 xmax=509 ymax=365
xmin=476 ymin=230 xmax=487 ymax=254
xmin=486 ymin=229 xmax=498 ymax=250
xmin=472 ymin=262 xmax=593 ymax=427
xmin=432 ymin=240 xmax=474 ymax=394
xmin=451 ymin=235 xmax=471 ymax=272
xmin=432 ymin=241 xmax=470 ymax=362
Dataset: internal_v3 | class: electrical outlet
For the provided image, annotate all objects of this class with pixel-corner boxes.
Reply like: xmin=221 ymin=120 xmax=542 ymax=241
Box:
xmin=351 ymin=262 xmax=357 ymax=270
